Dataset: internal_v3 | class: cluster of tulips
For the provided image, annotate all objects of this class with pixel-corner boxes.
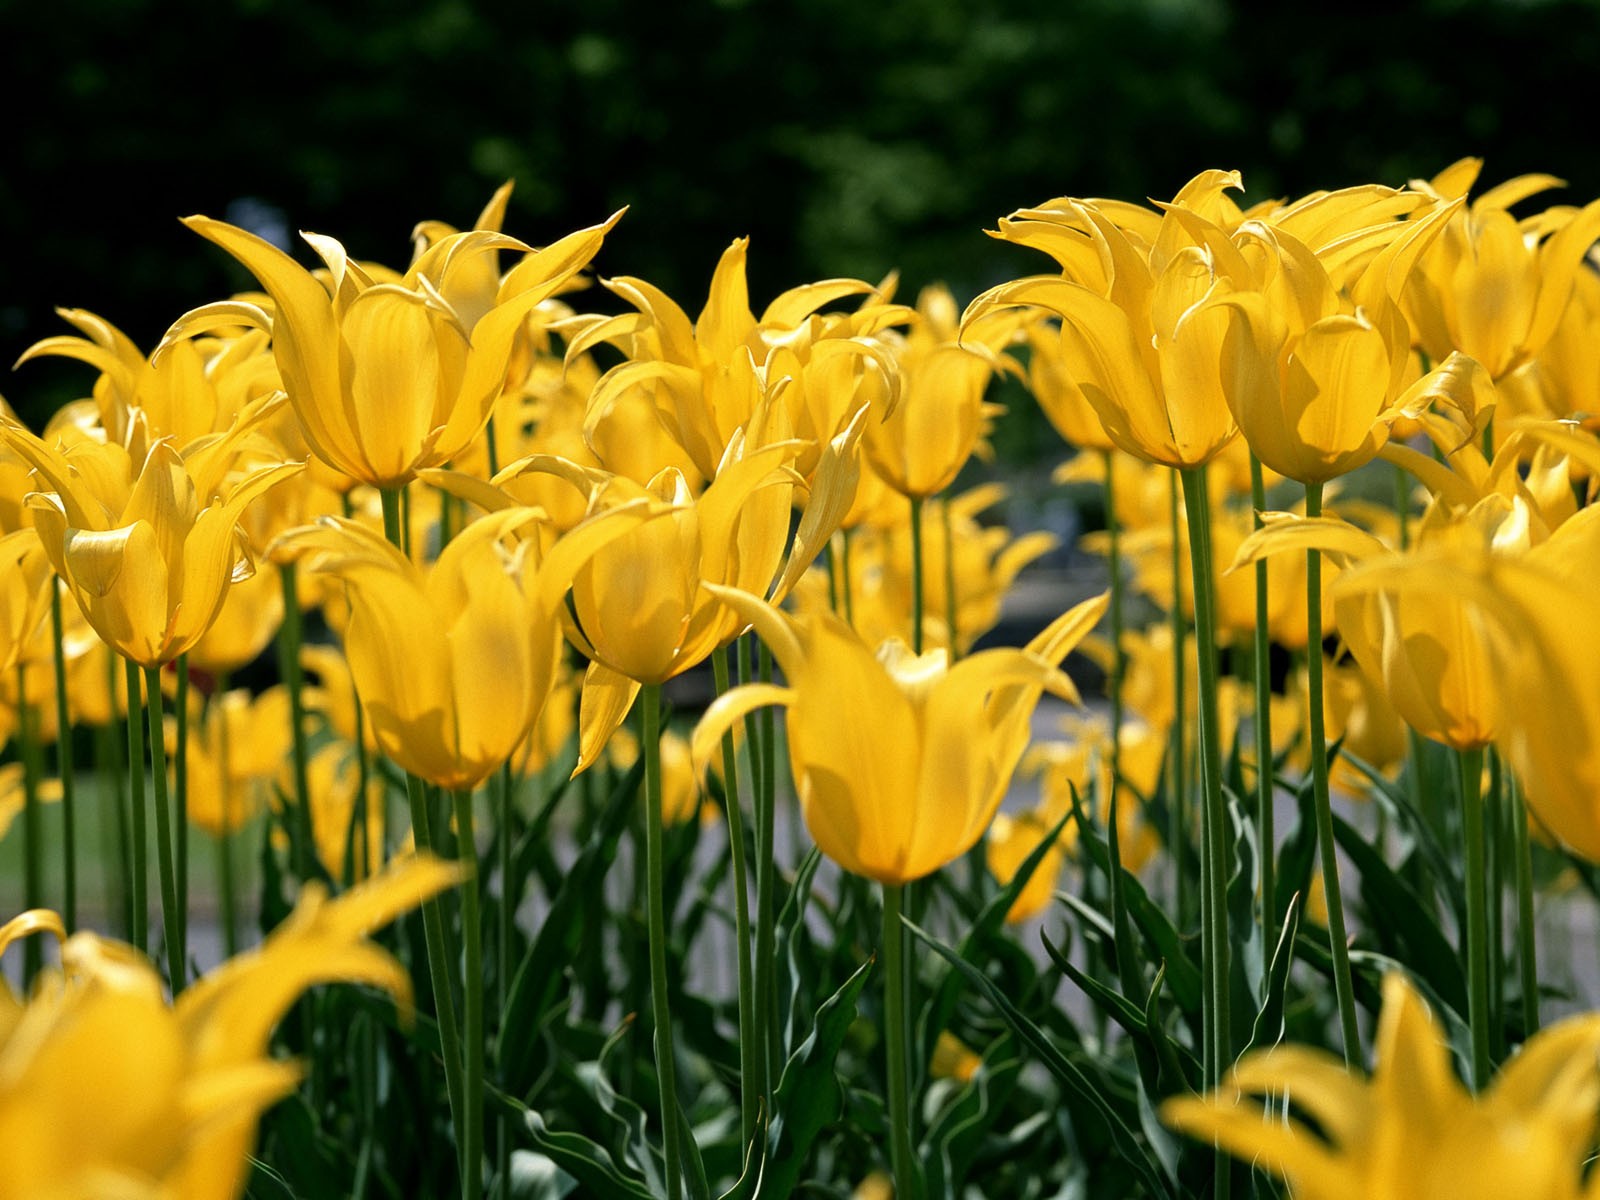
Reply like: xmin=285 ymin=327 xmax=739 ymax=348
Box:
xmin=2 ymin=158 xmax=1600 ymax=1199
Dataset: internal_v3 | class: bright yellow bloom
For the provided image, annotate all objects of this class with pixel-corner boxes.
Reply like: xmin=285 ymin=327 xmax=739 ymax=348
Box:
xmin=1218 ymin=199 xmax=1464 ymax=484
xmin=305 ymin=743 xmax=387 ymax=881
xmin=1404 ymin=158 xmax=1600 ymax=380
xmin=985 ymin=808 xmax=1068 ymax=923
xmin=1320 ymin=655 xmax=1407 ymax=793
xmin=0 ymin=855 xmax=459 ymax=1200
xmin=861 ymin=284 xmax=1012 ymax=499
xmin=0 ymin=530 xmax=54 ymax=673
xmin=607 ymin=726 xmax=711 ymax=827
xmin=1024 ymin=315 xmax=1116 ymax=453
xmin=279 ymin=504 xmax=646 ymax=791
xmin=185 ymin=561 xmax=283 ymax=676
xmin=969 ymin=170 xmax=1252 ymax=468
xmin=1 ymin=406 xmax=301 ymax=668
xmin=692 ymin=588 xmax=1107 ymax=885
xmin=170 ymin=211 xmax=622 ymax=488
xmin=930 ymin=1031 xmax=983 ymax=1083
xmin=0 ymin=767 xmax=60 ymax=842
xmin=1164 ymin=971 xmax=1600 ymax=1200
xmin=300 ymin=642 xmax=375 ymax=748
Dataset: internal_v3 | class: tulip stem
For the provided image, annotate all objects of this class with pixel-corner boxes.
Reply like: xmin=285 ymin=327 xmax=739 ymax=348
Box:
xmin=840 ymin=529 xmax=857 ymax=626
xmin=144 ymin=663 xmax=185 ymax=992
xmin=1459 ymin=744 xmax=1491 ymax=1088
xmin=642 ymin=683 xmax=684 ymax=1200
xmin=1510 ymin=773 xmax=1539 ymax=1036
xmin=277 ymin=563 xmax=316 ymax=880
xmin=49 ymin=585 xmax=77 ymax=932
xmin=713 ymin=647 xmax=761 ymax=1145
xmin=174 ymin=655 xmax=190 ymax=959
xmin=1167 ymin=471 xmax=1188 ymax=924
xmin=1303 ymin=482 xmax=1361 ymax=1065
xmin=406 ymin=773 xmax=468 ymax=1162
xmin=100 ymin=652 xmax=133 ymax=940
xmin=125 ymin=657 xmax=148 ymax=953
xmin=1104 ymin=452 xmax=1125 ymax=847
xmin=1487 ymin=750 xmax=1506 ymax=1060
xmin=453 ymin=788 xmax=485 ymax=1200
xmin=941 ymin=496 xmax=960 ymax=660
xmin=1249 ymin=455 xmax=1276 ymax=943
xmin=215 ymin=675 xmax=238 ymax=959
xmin=909 ymin=495 xmax=925 ymax=655
xmin=18 ymin=665 xmax=44 ymax=987
xmin=495 ymin=763 xmax=514 ymax=1200
xmin=882 ymin=883 xmax=916 ymax=1200
xmin=1178 ymin=466 xmax=1230 ymax=1200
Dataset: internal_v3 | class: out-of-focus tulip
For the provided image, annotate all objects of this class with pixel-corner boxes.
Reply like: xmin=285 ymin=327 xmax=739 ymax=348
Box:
xmin=1 ymin=407 xmax=301 ymax=668
xmin=692 ymin=588 xmax=1107 ymax=885
xmin=167 ymin=687 xmax=292 ymax=838
xmin=171 ymin=212 xmax=622 ymax=488
xmin=0 ymin=855 xmax=459 ymax=1200
xmin=1321 ymin=656 xmax=1407 ymax=792
xmin=607 ymin=727 xmax=710 ymax=827
xmin=1164 ymin=971 xmax=1600 ymax=1200
xmin=0 ymin=531 xmax=54 ymax=673
xmin=185 ymin=562 xmax=283 ymax=677
xmin=985 ymin=809 xmax=1068 ymax=923
xmin=305 ymin=744 xmax=387 ymax=881
xmin=1405 ymin=159 xmax=1600 ymax=381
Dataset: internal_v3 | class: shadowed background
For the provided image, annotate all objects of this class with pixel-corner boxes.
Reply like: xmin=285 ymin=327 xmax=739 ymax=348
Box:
xmin=6 ymin=0 xmax=1600 ymax=445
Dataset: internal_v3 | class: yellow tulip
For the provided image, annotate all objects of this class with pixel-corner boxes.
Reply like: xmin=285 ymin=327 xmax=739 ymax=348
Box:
xmin=184 ymin=560 xmax=283 ymax=676
xmin=166 ymin=687 xmax=292 ymax=839
xmin=1405 ymin=159 xmax=1600 ymax=381
xmin=0 ymin=854 xmax=459 ymax=1200
xmin=304 ymin=743 xmax=387 ymax=881
xmin=985 ymin=809 xmax=1068 ymax=923
xmin=692 ymin=587 xmax=1107 ymax=885
xmin=0 ymin=766 xmax=60 ymax=842
xmin=1023 ymin=315 xmax=1116 ymax=453
xmin=0 ymin=530 xmax=54 ymax=674
xmin=279 ymin=503 xmax=648 ymax=791
xmin=1 ymin=408 xmax=301 ymax=668
xmin=968 ymin=170 xmax=1251 ymax=468
xmin=607 ymin=726 xmax=711 ymax=827
xmin=169 ymin=211 xmax=623 ymax=488
xmin=1164 ymin=971 xmax=1600 ymax=1200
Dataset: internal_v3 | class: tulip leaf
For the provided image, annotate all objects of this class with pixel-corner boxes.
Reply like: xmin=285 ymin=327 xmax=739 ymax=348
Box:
xmin=499 ymin=760 xmax=644 ymax=1091
xmin=1344 ymin=750 xmax=1464 ymax=928
xmin=524 ymin=1111 xmax=657 ymax=1200
xmin=763 ymin=956 xmax=874 ymax=1199
xmin=906 ymin=918 xmax=1175 ymax=1200
xmin=507 ymin=1151 xmax=578 ymax=1200
xmin=1332 ymin=809 xmax=1467 ymax=1013
xmin=1244 ymin=891 xmax=1302 ymax=1056
xmin=919 ymin=1039 xmax=1024 ymax=1198
xmin=1143 ymin=965 xmax=1198 ymax=1093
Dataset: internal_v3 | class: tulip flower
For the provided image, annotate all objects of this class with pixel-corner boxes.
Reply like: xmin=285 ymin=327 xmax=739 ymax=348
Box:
xmin=278 ymin=503 xmax=647 ymax=792
xmin=1 ymin=406 xmax=302 ymax=668
xmin=169 ymin=211 xmax=624 ymax=488
xmin=1404 ymin=158 xmax=1600 ymax=381
xmin=0 ymin=531 xmax=54 ymax=674
xmin=692 ymin=587 xmax=1107 ymax=885
xmin=166 ymin=686 xmax=291 ymax=839
xmin=1164 ymin=972 xmax=1600 ymax=1200
xmin=0 ymin=854 xmax=459 ymax=1200
xmin=985 ymin=809 xmax=1069 ymax=923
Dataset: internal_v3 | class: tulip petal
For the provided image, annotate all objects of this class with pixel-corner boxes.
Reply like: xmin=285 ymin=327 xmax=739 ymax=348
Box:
xmin=574 ymin=662 xmax=642 ymax=776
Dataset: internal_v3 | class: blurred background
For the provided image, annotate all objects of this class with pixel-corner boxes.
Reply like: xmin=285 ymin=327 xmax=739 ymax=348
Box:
xmin=7 ymin=0 xmax=1600 ymax=447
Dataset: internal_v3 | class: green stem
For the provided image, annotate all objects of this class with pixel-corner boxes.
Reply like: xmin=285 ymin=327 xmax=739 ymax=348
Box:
xmin=826 ymin=534 xmax=841 ymax=613
xmin=882 ymin=884 xmax=916 ymax=1200
xmin=496 ymin=764 xmax=514 ymax=1199
xmin=99 ymin=652 xmax=132 ymax=940
xmin=144 ymin=663 xmax=185 ymax=992
xmin=1104 ymin=453 xmax=1125 ymax=831
xmin=757 ymin=645 xmax=780 ymax=1078
xmin=1303 ymin=482 xmax=1361 ymax=1065
xmin=1510 ymin=773 xmax=1539 ymax=1036
xmin=1487 ymin=750 xmax=1506 ymax=1060
xmin=1168 ymin=470 xmax=1187 ymax=923
xmin=125 ymin=657 xmax=148 ymax=954
xmin=49 ymin=586 xmax=77 ymax=931
xmin=216 ymin=676 xmax=238 ymax=959
xmin=840 ymin=529 xmax=856 ymax=627
xmin=908 ymin=495 xmax=925 ymax=655
xmin=18 ymin=665 xmax=44 ymax=987
xmin=642 ymin=684 xmax=684 ymax=1200
xmin=1459 ymin=744 xmax=1491 ymax=1088
xmin=174 ymin=655 xmax=190 ymax=959
xmin=1249 ymin=455 xmax=1276 ymax=943
xmin=453 ymin=787 xmax=485 ymax=1200
xmin=713 ymin=647 xmax=760 ymax=1143
xmin=1394 ymin=462 xmax=1412 ymax=551
xmin=941 ymin=496 xmax=959 ymax=660
xmin=1179 ymin=465 xmax=1230 ymax=1200
xmin=277 ymin=564 xmax=315 ymax=879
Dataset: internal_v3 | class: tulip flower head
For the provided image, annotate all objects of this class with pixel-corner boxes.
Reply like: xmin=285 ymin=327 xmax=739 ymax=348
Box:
xmin=693 ymin=587 xmax=1108 ymax=885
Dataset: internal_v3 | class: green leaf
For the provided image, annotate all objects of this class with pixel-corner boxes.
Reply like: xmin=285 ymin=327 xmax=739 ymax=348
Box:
xmin=906 ymin=918 xmax=1175 ymax=1200
xmin=764 ymin=956 xmax=875 ymax=1199
xmin=499 ymin=760 xmax=643 ymax=1091
xmin=919 ymin=1041 xmax=1024 ymax=1198
xmin=1244 ymin=891 xmax=1301 ymax=1055
xmin=524 ymin=1111 xmax=657 ymax=1200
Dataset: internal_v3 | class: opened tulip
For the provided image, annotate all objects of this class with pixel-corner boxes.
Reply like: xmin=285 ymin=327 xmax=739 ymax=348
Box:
xmin=278 ymin=503 xmax=647 ymax=791
xmin=0 ymin=854 xmax=459 ymax=1200
xmin=693 ymin=587 xmax=1107 ymax=884
xmin=1 ymin=408 xmax=301 ymax=668
xmin=1164 ymin=971 xmax=1600 ymax=1200
xmin=169 ymin=211 xmax=623 ymax=488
